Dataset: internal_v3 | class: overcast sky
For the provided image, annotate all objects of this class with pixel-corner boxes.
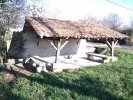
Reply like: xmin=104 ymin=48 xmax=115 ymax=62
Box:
xmin=32 ymin=0 xmax=133 ymax=24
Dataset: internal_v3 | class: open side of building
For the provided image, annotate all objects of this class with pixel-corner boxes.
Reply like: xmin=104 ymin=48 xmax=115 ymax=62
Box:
xmin=5 ymin=16 xmax=128 ymax=72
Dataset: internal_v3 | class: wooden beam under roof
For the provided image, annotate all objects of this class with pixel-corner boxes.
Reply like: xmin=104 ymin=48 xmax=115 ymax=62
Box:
xmin=48 ymin=38 xmax=70 ymax=63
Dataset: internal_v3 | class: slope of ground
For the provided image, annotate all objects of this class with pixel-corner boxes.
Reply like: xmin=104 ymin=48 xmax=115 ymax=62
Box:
xmin=0 ymin=50 xmax=133 ymax=100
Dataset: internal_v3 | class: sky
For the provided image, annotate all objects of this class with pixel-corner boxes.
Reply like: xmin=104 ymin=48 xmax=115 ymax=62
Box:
xmin=32 ymin=0 xmax=133 ymax=25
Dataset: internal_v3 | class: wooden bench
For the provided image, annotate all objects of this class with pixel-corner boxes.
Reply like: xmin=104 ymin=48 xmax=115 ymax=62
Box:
xmin=86 ymin=52 xmax=113 ymax=63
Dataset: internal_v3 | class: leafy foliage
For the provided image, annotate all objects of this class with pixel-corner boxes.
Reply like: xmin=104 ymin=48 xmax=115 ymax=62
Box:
xmin=0 ymin=0 xmax=29 ymax=31
xmin=0 ymin=37 xmax=6 ymax=52
xmin=120 ymin=28 xmax=133 ymax=45
xmin=121 ymin=28 xmax=133 ymax=37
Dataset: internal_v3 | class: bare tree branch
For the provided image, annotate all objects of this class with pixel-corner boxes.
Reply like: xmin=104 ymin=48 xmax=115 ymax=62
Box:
xmin=102 ymin=13 xmax=123 ymax=31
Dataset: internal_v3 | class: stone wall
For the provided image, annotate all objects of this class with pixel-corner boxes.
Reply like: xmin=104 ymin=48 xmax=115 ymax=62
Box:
xmin=6 ymin=31 xmax=23 ymax=58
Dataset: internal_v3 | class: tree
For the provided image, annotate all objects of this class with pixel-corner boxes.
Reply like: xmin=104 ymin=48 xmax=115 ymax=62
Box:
xmin=31 ymin=0 xmax=60 ymax=19
xmin=80 ymin=16 xmax=101 ymax=24
xmin=102 ymin=13 xmax=123 ymax=31
xmin=0 ymin=0 xmax=62 ymax=32
xmin=28 ymin=0 xmax=45 ymax=17
xmin=130 ymin=21 xmax=133 ymax=29
xmin=0 ymin=0 xmax=29 ymax=33
xmin=121 ymin=28 xmax=133 ymax=37
xmin=120 ymin=28 xmax=133 ymax=45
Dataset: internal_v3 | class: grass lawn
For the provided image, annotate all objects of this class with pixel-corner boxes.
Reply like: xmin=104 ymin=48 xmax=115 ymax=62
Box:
xmin=0 ymin=50 xmax=133 ymax=100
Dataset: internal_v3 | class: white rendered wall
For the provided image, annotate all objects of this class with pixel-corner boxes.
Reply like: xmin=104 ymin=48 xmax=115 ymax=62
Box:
xmin=9 ymin=30 xmax=83 ymax=58
xmin=77 ymin=39 xmax=86 ymax=57
xmin=7 ymin=30 xmax=87 ymax=58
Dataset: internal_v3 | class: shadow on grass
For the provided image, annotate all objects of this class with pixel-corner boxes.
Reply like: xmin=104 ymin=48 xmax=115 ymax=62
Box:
xmin=10 ymin=69 xmax=124 ymax=100
xmin=0 ymin=83 xmax=28 ymax=100
xmin=0 ymin=67 xmax=30 ymax=100
xmin=0 ymin=66 xmax=124 ymax=100
xmin=31 ymin=73 xmax=124 ymax=100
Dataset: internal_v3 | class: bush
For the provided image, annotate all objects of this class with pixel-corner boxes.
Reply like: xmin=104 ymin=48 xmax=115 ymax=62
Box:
xmin=120 ymin=28 xmax=133 ymax=45
xmin=0 ymin=37 xmax=6 ymax=52
xmin=0 ymin=37 xmax=6 ymax=63
xmin=121 ymin=28 xmax=133 ymax=36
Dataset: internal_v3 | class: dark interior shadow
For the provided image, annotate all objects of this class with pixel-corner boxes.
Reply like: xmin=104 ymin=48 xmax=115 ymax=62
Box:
xmin=17 ymin=63 xmax=36 ymax=73
xmin=13 ymin=58 xmax=37 ymax=73
xmin=23 ymin=56 xmax=53 ymax=72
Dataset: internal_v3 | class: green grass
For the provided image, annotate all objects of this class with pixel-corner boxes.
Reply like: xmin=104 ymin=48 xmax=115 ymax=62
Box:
xmin=0 ymin=50 xmax=133 ymax=100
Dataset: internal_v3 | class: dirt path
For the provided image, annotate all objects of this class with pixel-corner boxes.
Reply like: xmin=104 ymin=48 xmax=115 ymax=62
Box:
xmin=0 ymin=64 xmax=33 ymax=83
xmin=0 ymin=70 xmax=15 ymax=83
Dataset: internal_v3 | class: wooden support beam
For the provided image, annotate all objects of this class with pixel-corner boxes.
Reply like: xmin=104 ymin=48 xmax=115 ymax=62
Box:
xmin=105 ymin=40 xmax=112 ymax=50
xmin=111 ymin=41 xmax=115 ymax=57
xmin=105 ymin=39 xmax=115 ymax=57
xmin=48 ymin=40 xmax=57 ymax=50
xmin=48 ymin=39 xmax=69 ymax=63
xmin=55 ymin=39 xmax=69 ymax=63
xmin=55 ymin=39 xmax=61 ymax=63
xmin=60 ymin=40 xmax=69 ymax=50
xmin=37 ymin=37 xmax=40 ymax=46
xmin=114 ymin=40 xmax=118 ymax=45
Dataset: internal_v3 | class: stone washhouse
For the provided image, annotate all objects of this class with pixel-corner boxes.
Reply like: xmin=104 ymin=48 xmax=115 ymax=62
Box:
xmin=5 ymin=16 xmax=128 ymax=72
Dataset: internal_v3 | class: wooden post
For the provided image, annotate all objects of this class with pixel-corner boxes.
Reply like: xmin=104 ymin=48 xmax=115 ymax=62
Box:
xmin=48 ymin=39 xmax=69 ymax=63
xmin=37 ymin=37 xmax=40 ymax=46
xmin=105 ymin=40 xmax=112 ymax=50
xmin=48 ymin=40 xmax=57 ymax=50
xmin=105 ymin=39 xmax=115 ymax=57
xmin=111 ymin=41 xmax=115 ymax=57
xmin=55 ymin=39 xmax=61 ymax=63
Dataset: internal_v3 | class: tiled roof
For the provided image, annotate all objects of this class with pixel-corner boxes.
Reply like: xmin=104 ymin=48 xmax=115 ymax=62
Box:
xmin=24 ymin=16 xmax=128 ymax=39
